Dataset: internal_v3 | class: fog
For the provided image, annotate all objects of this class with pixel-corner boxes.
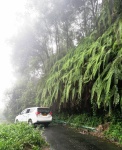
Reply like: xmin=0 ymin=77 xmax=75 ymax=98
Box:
xmin=0 ymin=0 xmax=27 ymax=112
xmin=0 ymin=0 xmax=103 ymax=121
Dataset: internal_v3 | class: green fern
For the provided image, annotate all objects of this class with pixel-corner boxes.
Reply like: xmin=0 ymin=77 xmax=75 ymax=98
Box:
xmin=37 ymin=11 xmax=122 ymax=114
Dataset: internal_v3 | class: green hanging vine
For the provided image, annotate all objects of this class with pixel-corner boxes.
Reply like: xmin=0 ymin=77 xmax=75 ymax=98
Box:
xmin=37 ymin=5 xmax=122 ymax=115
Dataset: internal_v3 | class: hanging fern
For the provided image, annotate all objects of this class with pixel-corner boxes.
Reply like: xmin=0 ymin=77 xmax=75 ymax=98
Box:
xmin=37 ymin=9 xmax=122 ymax=115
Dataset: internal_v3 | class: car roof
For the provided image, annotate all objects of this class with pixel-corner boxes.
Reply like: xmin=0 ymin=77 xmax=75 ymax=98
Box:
xmin=26 ymin=107 xmax=50 ymax=109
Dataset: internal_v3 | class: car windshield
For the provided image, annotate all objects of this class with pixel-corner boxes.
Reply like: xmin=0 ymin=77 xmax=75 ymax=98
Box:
xmin=38 ymin=108 xmax=50 ymax=113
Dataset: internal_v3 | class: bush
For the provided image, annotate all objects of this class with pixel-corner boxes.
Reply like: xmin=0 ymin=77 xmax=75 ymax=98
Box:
xmin=104 ymin=122 xmax=122 ymax=144
xmin=55 ymin=114 xmax=102 ymax=127
xmin=68 ymin=114 xmax=102 ymax=127
xmin=0 ymin=123 xmax=47 ymax=150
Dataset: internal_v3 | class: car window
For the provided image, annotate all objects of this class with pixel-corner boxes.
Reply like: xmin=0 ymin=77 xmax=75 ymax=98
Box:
xmin=38 ymin=108 xmax=50 ymax=113
xmin=21 ymin=109 xmax=30 ymax=114
xmin=21 ymin=109 xmax=27 ymax=114
xmin=29 ymin=108 xmax=35 ymax=113
xmin=26 ymin=109 xmax=30 ymax=113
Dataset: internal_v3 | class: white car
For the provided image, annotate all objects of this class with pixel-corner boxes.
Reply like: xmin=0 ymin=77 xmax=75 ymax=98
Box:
xmin=15 ymin=107 xmax=52 ymax=127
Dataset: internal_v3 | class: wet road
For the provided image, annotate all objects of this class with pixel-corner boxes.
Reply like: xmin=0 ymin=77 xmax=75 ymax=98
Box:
xmin=43 ymin=124 xmax=122 ymax=150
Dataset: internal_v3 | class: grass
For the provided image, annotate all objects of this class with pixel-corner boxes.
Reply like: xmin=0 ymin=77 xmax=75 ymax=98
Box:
xmin=104 ymin=122 xmax=122 ymax=144
xmin=53 ymin=113 xmax=102 ymax=128
xmin=0 ymin=123 xmax=47 ymax=150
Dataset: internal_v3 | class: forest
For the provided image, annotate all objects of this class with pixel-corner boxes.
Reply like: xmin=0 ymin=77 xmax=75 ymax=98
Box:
xmin=3 ymin=0 xmax=122 ymax=126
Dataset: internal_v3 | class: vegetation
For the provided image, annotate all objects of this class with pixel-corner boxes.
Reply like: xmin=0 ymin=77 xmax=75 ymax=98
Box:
xmin=54 ymin=113 xmax=102 ymax=128
xmin=39 ymin=4 xmax=122 ymax=116
xmin=3 ymin=0 xmax=122 ymax=145
xmin=0 ymin=123 xmax=47 ymax=150
xmin=4 ymin=0 xmax=103 ymax=121
xmin=104 ymin=122 xmax=122 ymax=144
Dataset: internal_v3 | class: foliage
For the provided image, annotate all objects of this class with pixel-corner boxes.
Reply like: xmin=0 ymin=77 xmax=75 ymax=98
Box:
xmin=39 ymin=13 xmax=122 ymax=116
xmin=69 ymin=115 xmax=102 ymax=127
xmin=5 ymin=0 xmax=122 ymax=121
xmin=4 ymin=77 xmax=38 ymax=122
xmin=4 ymin=0 xmax=102 ymax=121
xmin=0 ymin=123 xmax=47 ymax=150
xmin=104 ymin=122 xmax=122 ymax=144
xmin=54 ymin=114 xmax=102 ymax=128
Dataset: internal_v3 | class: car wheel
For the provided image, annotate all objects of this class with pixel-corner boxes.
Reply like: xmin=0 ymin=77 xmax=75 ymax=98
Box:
xmin=44 ymin=123 xmax=49 ymax=128
xmin=28 ymin=119 xmax=33 ymax=126
xmin=15 ymin=119 xmax=19 ymax=123
xmin=33 ymin=124 xmax=37 ymax=128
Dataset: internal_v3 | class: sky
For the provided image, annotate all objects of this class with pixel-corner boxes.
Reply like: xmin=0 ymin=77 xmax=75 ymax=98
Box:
xmin=0 ymin=0 xmax=27 ymax=110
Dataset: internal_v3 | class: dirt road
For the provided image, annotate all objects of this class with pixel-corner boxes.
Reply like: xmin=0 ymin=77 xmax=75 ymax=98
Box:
xmin=43 ymin=124 xmax=121 ymax=150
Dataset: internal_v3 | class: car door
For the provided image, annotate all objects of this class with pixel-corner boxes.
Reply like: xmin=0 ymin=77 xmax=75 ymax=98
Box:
xmin=18 ymin=109 xmax=26 ymax=122
xmin=20 ymin=108 xmax=30 ymax=122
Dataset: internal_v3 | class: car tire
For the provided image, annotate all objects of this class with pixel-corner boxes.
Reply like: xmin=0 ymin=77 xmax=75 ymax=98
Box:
xmin=15 ymin=119 xmax=19 ymax=123
xmin=28 ymin=119 xmax=33 ymax=126
xmin=44 ymin=123 xmax=49 ymax=128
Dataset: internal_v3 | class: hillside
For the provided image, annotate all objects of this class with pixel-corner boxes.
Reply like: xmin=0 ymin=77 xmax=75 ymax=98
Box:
xmin=40 ymin=14 xmax=122 ymax=117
